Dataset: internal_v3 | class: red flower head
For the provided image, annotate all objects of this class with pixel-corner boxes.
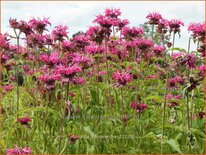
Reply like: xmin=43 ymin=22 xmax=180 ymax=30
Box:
xmin=157 ymin=18 xmax=169 ymax=34
xmin=40 ymin=51 xmax=60 ymax=68
xmin=7 ymin=145 xmax=32 ymax=155
xmin=105 ymin=8 xmax=121 ymax=18
xmin=136 ymin=38 xmax=153 ymax=51
xmin=122 ymin=26 xmax=143 ymax=40
xmin=56 ymin=65 xmax=82 ymax=83
xmin=188 ymin=22 xmax=205 ymax=42
xmin=168 ymin=19 xmax=184 ymax=34
xmin=153 ymin=45 xmax=165 ymax=56
xmin=52 ymin=25 xmax=68 ymax=41
xmin=85 ymin=43 xmax=105 ymax=55
xmin=18 ymin=116 xmax=31 ymax=125
xmin=39 ymin=74 xmax=61 ymax=90
xmin=112 ymin=71 xmax=132 ymax=86
xmin=29 ymin=17 xmax=51 ymax=34
xmin=179 ymin=53 xmax=196 ymax=69
xmin=146 ymin=12 xmax=162 ymax=25
xmin=67 ymin=133 xmax=79 ymax=143
xmin=169 ymin=76 xmax=184 ymax=87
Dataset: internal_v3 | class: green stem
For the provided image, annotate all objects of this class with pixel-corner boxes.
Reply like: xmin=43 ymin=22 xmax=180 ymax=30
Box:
xmin=171 ymin=32 xmax=175 ymax=56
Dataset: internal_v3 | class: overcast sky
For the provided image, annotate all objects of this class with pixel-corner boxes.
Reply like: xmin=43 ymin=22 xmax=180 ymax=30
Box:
xmin=1 ymin=1 xmax=205 ymax=50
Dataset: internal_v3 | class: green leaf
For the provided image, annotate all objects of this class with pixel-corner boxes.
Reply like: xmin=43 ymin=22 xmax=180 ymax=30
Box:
xmin=166 ymin=139 xmax=183 ymax=154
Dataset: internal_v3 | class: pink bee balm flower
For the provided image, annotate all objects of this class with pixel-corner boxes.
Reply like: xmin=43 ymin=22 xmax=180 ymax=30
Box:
xmin=105 ymin=8 xmax=121 ymax=18
xmin=168 ymin=19 xmax=184 ymax=34
xmin=146 ymin=12 xmax=162 ymax=25
xmin=39 ymin=74 xmax=61 ymax=90
xmin=169 ymin=76 xmax=184 ymax=87
xmin=29 ymin=17 xmax=51 ymax=34
xmin=136 ymin=103 xmax=148 ymax=113
xmin=157 ymin=18 xmax=169 ymax=34
xmin=112 ymin=71 xmax=132 ymax=86
xmin=18 ymin=117 xmax=31 ymax=125
xmin=57 ymin=65 xmax=82 ymax=83
xmin=3 ymin=85 xmax=14 ymax=93
xmin=6 ymin=146 xmax=32 ymax=155
xmin=26 ymin=33 xmax=45 ymax=48
xmin=61 ymin=40 xmax=74 ymax=52
xmin=180 ymin=53 xmax=196 ymax=69
xmin=52 ymin=25 xmax=68 ymax=41
xmin=67 ymin=133 xmax=79 ymax=143
xmin=198 ymin=64 xmax=205 ymax=75
xmin=166 ymin=94 xmax=182 ymax=100
xmin=72 ymin=77 xmax=85 ymax=85
xmin=122 ymin=26 xmax=144 ymax=40
xmin=136 ymin=38 xmax=153 ymax=51
xmin=188 ymin=22 xmax=205 ymax=42
xmin=72 ymin=54 xmax=93 ymax=69
xmin=130 ymin=101 xmax=136 ymax=109
xmin=172 ymin=52 xmax=185 ymax=60
xmin=85 ymin=44 xmax=105 ymax=55
xmin=0 ymin=33 xmax=9 ymax=49
xmin=9 ymin=18 xmax=19 ymax=29
xmin=130 ymin=101 xmax=148 ymax=113
xmin=40 ymin=51 xmax=59 ymax=68
xmin=118 ymin=19 xmax=129 ymax=30
xmin=17 ymin=20 xmax=33 ymax=36
xmin=153 ymin=45 xmax=165 ymax=56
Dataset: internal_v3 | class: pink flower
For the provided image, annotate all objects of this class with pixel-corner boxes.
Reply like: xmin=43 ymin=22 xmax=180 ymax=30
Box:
xmin=136 ymin=38 xmax=153 ymax=51
xmin=136 ymin=103 xmax=148 ymax=113
xmin=112 ymin=71 xmax=132 ymax=86
xmin=157 ymin=18 xmax=169 ymax=34
xmin=172 ymin=52 xmax=185 ymax=60
xmin=39 ymin=74 xmax=61 ymax=90
xmin=61 ymin=40 xmax=74 ymax=52
xmin=188 ymin=22 xmax=205 ymax=42
xmin=18 ymin=117 xmax=31 ymax=125
xmin=167 ymin=102 xmax=179 ymax=108
xmin=0 ymin=33 xmax=9 ymax=49
xmin=169 ymin=76 xmax=184 ymax=87
xmin=67 ymin=133 xmax=79 ymax=143
xmin=198 ymin=64 xmax=205 ymax=75
xmin=40 ymin=51 xmax=59 ymax=68
xmin=9 ymin=18 xmax=19 ymax=29
xmin=56 ymin=65 xmax=82 ymax=83
xmin=86 ymin=26 xmax=105 ymax=43
xmin=153 ymin=45 xmax=165 ymax=56
xmin=7 ymin=146 xmax=32 ymax=155
xmin=85 ymin=44 xmax=105 ymax=55
xmin=105 ymin=8 xmax=121 ymax=18
xmin=122 ymin=26 xmax=143 ymax=40
xmin=72 ymin=54 xmax=93 ymax=69
xmin=72 ymin=77 xmax=85 ymax=85
xmin=3 ymin=85 xmax=14 ymax=93
xmin=130 ymin=101 xmax=148 ymax=113
xmin=180 ymin=53 xmax=196 ymax=69
xmin=118 ymin=19 xmax=129 ymax=30
xmin=166 ymin=94 xmax=182 ymax=100
xmin=146 ymin=12 xmax=162 ymax=25
xmin=130 ymin=101 xmax=136 ymax=109
xmin=72 ymin=34 xmax=89 ymax=50
xmin=168 ymin=19 xmax=184 ymax=34
xmin=26 ymin=33 xmax=45 ymax=48
xmin=52 ymin=25 xmax=68 ymax=41
xmin=17 ymin=20 xmax=33 ymax=36
xmin=29 ymin=17 xmax=51 ymax=34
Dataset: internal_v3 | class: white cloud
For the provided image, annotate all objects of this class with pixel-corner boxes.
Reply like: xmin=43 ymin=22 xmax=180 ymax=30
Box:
xmin=1 ymin=1 xmax=205 ymax=50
